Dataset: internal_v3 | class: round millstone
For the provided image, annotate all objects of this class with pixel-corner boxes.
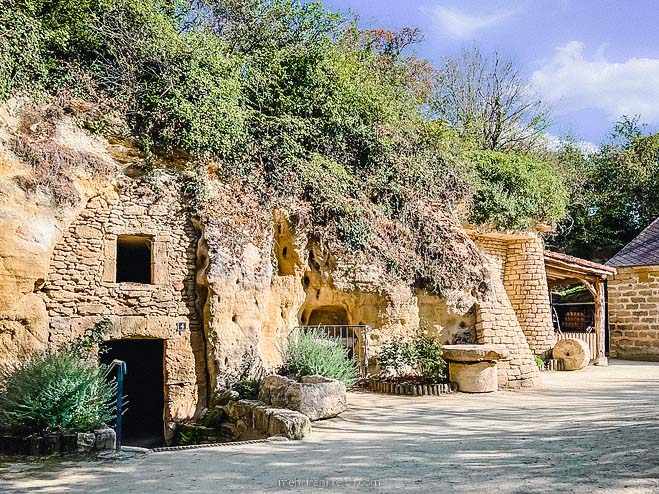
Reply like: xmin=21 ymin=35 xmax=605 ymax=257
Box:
xmin=553 ymin=338 xmax=590 ymax=371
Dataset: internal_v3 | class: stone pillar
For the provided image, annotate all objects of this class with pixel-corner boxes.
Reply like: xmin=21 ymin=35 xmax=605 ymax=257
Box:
xmin=503 ymin=237 xmax=555 ymax=356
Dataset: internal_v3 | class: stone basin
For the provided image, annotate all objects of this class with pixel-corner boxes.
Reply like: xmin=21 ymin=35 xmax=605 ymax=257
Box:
xmin=442 ymin=344 xmax=510 ymax=393
xmin=442 ymin=344 xmax=510 ymax=363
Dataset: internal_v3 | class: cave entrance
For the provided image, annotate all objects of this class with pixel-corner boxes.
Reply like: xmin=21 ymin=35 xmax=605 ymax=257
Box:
xmin=100 ymin=339 xmax=165 ymax=448
xmin=306 ymin=305 xmax=349 ymax=326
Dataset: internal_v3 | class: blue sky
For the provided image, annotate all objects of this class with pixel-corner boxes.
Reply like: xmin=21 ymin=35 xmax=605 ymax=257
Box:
xmin=322 ymin=0 xmax=659 ymax=146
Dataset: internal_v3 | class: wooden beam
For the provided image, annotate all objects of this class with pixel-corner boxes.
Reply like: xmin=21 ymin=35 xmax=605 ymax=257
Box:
xmin=593 ymin=280 xmax=608 ymax=366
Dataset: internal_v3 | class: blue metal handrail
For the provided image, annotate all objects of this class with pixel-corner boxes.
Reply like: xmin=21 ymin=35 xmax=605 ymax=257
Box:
xmin=108 ymin=359 xmax=127 ymax=451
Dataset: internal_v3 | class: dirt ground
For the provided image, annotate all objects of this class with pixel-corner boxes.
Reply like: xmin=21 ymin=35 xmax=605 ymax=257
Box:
xmin=2 ymin=360 xmax=659 ymax=493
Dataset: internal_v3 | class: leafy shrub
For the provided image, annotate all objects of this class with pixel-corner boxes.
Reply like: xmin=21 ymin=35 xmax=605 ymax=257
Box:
xmin=534 ymin=356 xmax=545 ymax=369
xmin=0 ymin=318 xmax=116 ymax=435
xmin=468 ymin=150 xmax=568 ymax=230
xmin=0 ymin=353 xmax=116 ymax=434
xmin=376 ymin=329 xmax=447 ymax=382
xmin=411 ymin=331 xmax=446 ymax=382
xmin=376 ymin=337 xmax=415 ymax=375
xmin=281 ymin=329 xmax=357 ymax=385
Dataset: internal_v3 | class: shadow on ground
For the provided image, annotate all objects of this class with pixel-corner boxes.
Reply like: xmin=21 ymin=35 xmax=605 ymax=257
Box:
xmin=2 ymin=360 xmax=659 ymax=493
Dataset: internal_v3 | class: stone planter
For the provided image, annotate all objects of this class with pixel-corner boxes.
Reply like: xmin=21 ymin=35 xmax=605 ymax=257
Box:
xmin=259 ymin=374 xmax=347 ymax=421
xmin=0 ymin=428 xmax=116 ymax=456
xmin=443 ymin=344 xmax=510 ymax=393
xmin=367 ymin=379 xmax=454 ymax=396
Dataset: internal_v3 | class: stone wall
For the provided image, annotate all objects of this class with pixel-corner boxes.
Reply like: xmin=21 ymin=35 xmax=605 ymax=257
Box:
xmin=43 ymin=177 xmax=206 ymax=436
xmin=608 ymin=266 xmax=659 ymax=360
xmin=476 ymin=272 xmax=540 ymax=389
xmin=474 ymin=234 xmax=554 ymax=356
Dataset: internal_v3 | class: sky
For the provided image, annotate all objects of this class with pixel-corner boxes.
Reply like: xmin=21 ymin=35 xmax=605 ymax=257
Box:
xmin=321 ymin=0 xmax=659 ymax=146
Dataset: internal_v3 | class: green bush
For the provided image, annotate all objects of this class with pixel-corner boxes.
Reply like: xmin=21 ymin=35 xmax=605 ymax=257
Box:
xmin=0 ymin=352 xmax=116 ymax=435
xmin=376 ymin=329 xmax=447 ymax=382
xmin=376 ymin=337 xmax=415 ymax=375
xmin=411 ymin=331 xmax=446 ymax=382
xmin=468 ymin=150 xmax=568 ymax=230
xmin=0 ymin=318 xmax=116 ymax=435
xmin=282 ymin=328 xmax=357 ymax=385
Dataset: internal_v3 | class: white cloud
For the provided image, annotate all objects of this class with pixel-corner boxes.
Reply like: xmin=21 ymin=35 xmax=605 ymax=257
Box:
xmin=544 ymin=133 xmax=598 ymax=155
xmin=531 ymin=41 xmax=659 ymax=123
xmin=427 ymin=4 xmax=519 ymax=39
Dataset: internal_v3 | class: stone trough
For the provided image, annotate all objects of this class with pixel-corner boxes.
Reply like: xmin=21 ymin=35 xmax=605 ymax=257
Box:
xmin=442 ymin=344 xmax=510 ymax=393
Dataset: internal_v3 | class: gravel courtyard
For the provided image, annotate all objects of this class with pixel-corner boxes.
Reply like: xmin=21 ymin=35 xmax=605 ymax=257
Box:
xmin=2 ymin=360 xmax=659 ymax=493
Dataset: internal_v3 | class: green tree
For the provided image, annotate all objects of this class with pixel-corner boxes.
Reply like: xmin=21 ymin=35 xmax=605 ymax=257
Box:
xmin=549 ymin=117 xmax=659 ymax=260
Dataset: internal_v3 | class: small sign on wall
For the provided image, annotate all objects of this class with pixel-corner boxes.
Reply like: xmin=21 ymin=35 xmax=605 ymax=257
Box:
xmin=177 ymin=322 xmax=187 ymax=334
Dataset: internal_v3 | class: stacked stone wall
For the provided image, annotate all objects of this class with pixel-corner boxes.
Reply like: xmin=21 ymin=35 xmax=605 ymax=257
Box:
xmin=43 ymin=178 xmax=205 ymax=434
xmin=608 ymin=266 xmax=659 ymax=360
xmin=474 ymin=235 xmax=554 ymax=356
xmin=503 ymin=238 xmax=554 ymax=356
xmin=475 ymin=262 xmax=540 ymax=389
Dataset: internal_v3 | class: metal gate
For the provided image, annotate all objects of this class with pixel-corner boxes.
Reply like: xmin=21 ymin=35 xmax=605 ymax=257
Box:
xmin=298 ymin=325 xmax=370 ymax=376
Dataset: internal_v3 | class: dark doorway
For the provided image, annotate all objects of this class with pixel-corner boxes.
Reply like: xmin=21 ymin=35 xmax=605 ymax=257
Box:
xmin=306 ymin=305 xmax=349 ymax=326
xmin=100 ymin=339 xmax=165 ymax=447
xmin=116 ymin=235 xmax=152 ymax=284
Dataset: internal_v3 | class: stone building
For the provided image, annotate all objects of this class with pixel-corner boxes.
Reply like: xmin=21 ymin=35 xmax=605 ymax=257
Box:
xmin=607 ymin=218 xmax=659 ymax=360
xmin=471 ymin=231 xmax=555 ymax=357
xmin=43 ymin=177 xmax=207 ymax=444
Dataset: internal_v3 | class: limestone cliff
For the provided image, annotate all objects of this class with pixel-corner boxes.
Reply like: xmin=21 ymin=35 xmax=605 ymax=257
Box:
xmin=0 ymin=101 xmax=541 ymax=431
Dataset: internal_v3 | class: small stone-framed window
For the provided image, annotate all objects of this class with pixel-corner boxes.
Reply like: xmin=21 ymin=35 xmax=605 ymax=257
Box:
xmin=116 ymin=235 xmax=152 ymax=284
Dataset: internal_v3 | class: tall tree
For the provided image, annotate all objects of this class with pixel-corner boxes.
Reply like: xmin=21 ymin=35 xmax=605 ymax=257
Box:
xmin=431 ymin=47 xmax=550 ymax=152
xmin=549 ymin=117 xmax=659 ymax=261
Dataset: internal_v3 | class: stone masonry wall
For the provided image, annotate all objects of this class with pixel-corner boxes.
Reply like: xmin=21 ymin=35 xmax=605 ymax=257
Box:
xmin=472 ymin=238 xmax=540 ymax=389
xmin=43 ymin=177 xmax=205 ymax=437
xmin=502 ymin=238 xmax=554 ymax=356
xmin=608 ymin=266 xmax=659 ymax=360
xmin=474 ymin=235 xmax=554 ymax=356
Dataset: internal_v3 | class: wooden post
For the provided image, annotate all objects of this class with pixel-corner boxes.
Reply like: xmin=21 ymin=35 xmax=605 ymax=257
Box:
xmin=594 ymin=280 xmax=608 ymax=366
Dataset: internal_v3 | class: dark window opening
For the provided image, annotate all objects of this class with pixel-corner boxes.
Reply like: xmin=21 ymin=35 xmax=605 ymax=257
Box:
xmin=100 ymin=339 xmax=165 ymax=448
xmin=116 ymin=235 xmax=152 ymax=284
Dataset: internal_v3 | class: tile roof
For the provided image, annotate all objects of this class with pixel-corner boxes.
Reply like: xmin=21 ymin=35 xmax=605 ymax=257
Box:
xmin=606 ymin=218 xmax=659 ymax=267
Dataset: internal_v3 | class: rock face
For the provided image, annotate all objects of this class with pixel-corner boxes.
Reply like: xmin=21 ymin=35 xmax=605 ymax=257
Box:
xmin=0 ymin=101 xmax=558 ymax=444
xmin=259 ymin=374 xmax=347 ymax=421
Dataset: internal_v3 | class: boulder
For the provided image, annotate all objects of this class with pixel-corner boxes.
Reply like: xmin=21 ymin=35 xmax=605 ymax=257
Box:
xmin=94 ymin=427 xmax=116 ymax=451
xmin=224 ymin=399 xmax=311 ymax=440
xmin=448 ymin=361 xmax=498 ymax=393
xmin=443 ymin=344 xmax=509 ymax=393
xmin=259 ymin=374 xmax=347 ymax=421
xmin=215 ymin=389 xmax=240 ymax=406
xmin=77 ymin=432 xmax=96 ymax=453
xmin=267 ymin=409 xmax=312 ymax=440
